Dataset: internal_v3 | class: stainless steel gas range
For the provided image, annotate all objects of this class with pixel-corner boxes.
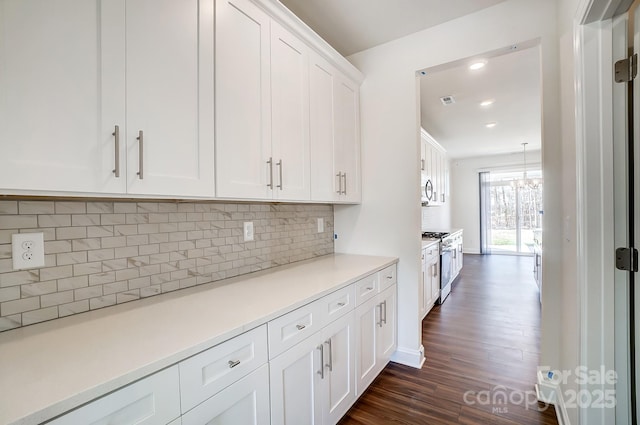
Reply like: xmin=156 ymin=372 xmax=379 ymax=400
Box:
xmin=422 ymin=231 xmax=455 ymax=303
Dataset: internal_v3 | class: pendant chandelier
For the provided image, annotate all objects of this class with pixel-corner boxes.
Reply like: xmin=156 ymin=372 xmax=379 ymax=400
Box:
xmin=514 ymin=142 xmax=540 ymax=189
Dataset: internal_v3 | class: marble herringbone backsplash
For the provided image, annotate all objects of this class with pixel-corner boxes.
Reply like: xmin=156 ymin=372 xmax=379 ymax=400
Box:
xmin=0 ymin=200 xmax=334 ymax=331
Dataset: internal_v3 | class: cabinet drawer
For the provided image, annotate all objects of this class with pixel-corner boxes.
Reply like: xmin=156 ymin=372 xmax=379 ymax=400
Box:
xmin=354 ymin=273 xmax=378 ymax=306
xmin=268 ymin=300 xmax=323 ymax=359
xmin=179 ymin=325 xmax=268 ymax=413
xmin=378 ymin=264 xmax=397 ymax=292
xmin=49 ymin=366 xmax=180 ymax=425
xmin=181 ymin=364 xmax=270 ymax=425
xmin=320 ymin=284 xmax=356 ymax=325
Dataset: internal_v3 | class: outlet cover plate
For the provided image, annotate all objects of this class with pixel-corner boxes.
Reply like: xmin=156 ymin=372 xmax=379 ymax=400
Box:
xmin=12 ymin=232 xmax=45 ymax=270
xmin=243 ymin=222 xmax=254 ymax=242
xmin=317 ymin=218 xmax=324 ymax=233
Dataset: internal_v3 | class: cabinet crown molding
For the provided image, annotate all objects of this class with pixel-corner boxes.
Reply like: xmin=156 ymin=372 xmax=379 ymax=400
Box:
xmin=250 ymin=0 xmax=364 ymax=84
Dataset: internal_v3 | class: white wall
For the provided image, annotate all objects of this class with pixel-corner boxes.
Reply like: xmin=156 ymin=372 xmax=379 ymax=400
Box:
xmin=335 ymin=0 xmax=563 ymax=370
xmin=449 ymin=150 xmax=542 ymax=254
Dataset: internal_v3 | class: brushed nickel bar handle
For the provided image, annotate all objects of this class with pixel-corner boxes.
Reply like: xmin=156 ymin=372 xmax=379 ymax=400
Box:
xmin=266 ymin=158 xmax=273 ymax=189
xmin=442 ymin=193 xmax=445 ymax=202
xmin=317 ymin=345 xmax=325 ymax=379
xmin=377 ymin=303 xmax=383 ymax=328
xmin=112 ymin=125 xmax=120 ymax=177
xmin=277 ymin=159 xmax=283 ymax=190
xmin=432 ymin=263 xmax=437 ymax=277
xmin=421 ymin=159 xmax=425 ymax=171
xmin=382 ymin=300 xmax=387 ymax=325
xmin=342 ymin=172 xmax=347 ymax=195
xmin=228 ymin=359 xmax=241 ymax=368
xmin=325 ymin=339 xmax=333 ymax=372
xmin=336 ymin=172 xmax=342 ymax=194
xmin=136 ymin=130 xmax=144 ymax=179
xmin=296 ymin=324 xmax=306 ymax=331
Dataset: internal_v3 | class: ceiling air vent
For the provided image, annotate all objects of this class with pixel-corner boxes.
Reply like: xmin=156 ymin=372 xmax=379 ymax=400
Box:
xmin=440 ymin=95 xmax=455 ymax=105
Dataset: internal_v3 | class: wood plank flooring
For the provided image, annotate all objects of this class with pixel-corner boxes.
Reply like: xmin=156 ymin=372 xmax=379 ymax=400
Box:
xmin=339 ymin=254 xmax=558 ymax=425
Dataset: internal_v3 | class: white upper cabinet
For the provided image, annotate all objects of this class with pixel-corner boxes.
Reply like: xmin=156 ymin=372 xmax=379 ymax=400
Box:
xmin=216 ymin=3 xmax=312 ymax=201
xmin=125 ymin=0 xmax=215 ymax=197
xmin=333 ymin=76 xmax=361 ymax=203
xmin=0 ymin=0 xmax=125 ymax=194
xmin=421 ymin=128 xmax=447 ymax=205
xmin=0 ymin=0 xmax=214 ymax=197
xmin=270 ymin=21 xmax=311 ymax=201
xmin=309 ymin=52 xmax=361 ymax=203
xmin=309 ymin=53 xmax=337 ymax=202
xmin=215 ymin=0 xmax=271 ymax=199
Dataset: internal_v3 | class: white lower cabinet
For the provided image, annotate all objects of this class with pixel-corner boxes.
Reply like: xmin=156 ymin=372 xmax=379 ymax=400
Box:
xmin=49 ymin=366 xmax=181 ymax=425
xmin=269 ymin=311 xmax=355 ymax=425
xmin=45 ymin=263 xmax=396 ymax=425
xmin=179 ymin=325 xmax=269 ymax=413
xmin=181 ymin=364 xmax=270 ymax=425
xmin=355 ymin=284 xmax=397 ymax=396
xmin=420 ymin=245 xmax=439 ymax=319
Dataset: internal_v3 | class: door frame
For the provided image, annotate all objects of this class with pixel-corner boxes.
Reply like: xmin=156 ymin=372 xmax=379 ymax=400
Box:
xmin=574 ymin=0 xmax=630 ymax=424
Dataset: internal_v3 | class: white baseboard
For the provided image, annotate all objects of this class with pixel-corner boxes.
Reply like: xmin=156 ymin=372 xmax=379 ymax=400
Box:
xmin=554 ymin=385 xmax=570 ymax=425
xmin=390 ymin=345 xmax=425 ymax=369
xmin=463 ymin=249 xmax=480 ymax=254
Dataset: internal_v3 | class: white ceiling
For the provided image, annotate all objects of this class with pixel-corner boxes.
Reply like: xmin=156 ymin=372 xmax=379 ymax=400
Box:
xmin=420 ymin=45 xmax=541 ymax=159
xmin=278 ymin=0 xmax=508 ymax=56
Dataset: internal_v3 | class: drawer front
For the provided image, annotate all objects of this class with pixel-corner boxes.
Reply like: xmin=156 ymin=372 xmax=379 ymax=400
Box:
xmin=320 ymin=284 xmax=356 ymax=325
xmin=354 ymin=273 xmax=378 ymax=306
xmin=180 ymin=325 xmax=268 ymax=413
xmin=181 ymin=364 xmax=270 ymax=425
xmin=49 ymin=366 xmax=180 ymax=425
xmin=378 ymin=264 xmax=397 ymax=292
xmin=268 ymin=300 xmax=323 ymax=359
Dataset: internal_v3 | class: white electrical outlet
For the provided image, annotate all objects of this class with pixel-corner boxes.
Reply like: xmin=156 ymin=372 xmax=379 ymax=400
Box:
xmin=317 ymin=218 xmax=324 ymax=233
xmin=12 ymin=232 xmax=45 ymax=270
xmin=243 ymin=222 xmax=254 ymax=242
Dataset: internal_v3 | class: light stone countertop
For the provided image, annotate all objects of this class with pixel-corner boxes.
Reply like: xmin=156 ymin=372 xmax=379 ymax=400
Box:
xmin=0 ymin=253 xmax=397 ymax=425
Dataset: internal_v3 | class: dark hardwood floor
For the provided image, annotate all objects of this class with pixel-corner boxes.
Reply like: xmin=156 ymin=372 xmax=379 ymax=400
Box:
xmin=339 ymin=254 xmax=558 ymax=425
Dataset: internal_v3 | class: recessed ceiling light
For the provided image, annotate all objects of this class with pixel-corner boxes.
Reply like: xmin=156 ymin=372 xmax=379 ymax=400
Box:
xmin=485 ymin=122 xmax=497 ymax=128
xmin=469 ymin=60 xmax=487 ymax=70
xmin=480 ymin=99 xmax=495 ymax=107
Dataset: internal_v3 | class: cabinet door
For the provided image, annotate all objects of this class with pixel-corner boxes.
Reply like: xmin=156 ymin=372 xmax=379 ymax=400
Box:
xmin=309 ymin=53 xmax=338 ymax=202
xmin=270 ymin=21 xmax=310 ymax=201
xmin=49 ymin=366 xmax=180 ymax=425
xmin=355 ymin=295 xmax=379 ymax=395
xmin=181 ymin=364 xmax=270 ymax=425
xmin=377 ymin=285 xmax=397 ymax=367
xmin=125 ymin=0 xmax=214 ymax=197
xmin=321 ymin=311 xmax=356 ymax=425
xmin=215 ymin=0 xmax=271 ymax=199
xmin=430 ymin=258 xmax=440 ymax=304
xmin=0 ymin=0 xmax=125 ymax=194
xmin=270 ymin=332 xmax=323 ymax=425
xmin=334 ymin=76 xmax=361 ymax=203
xmin=431 ymin=149 xmax=440 ymax=204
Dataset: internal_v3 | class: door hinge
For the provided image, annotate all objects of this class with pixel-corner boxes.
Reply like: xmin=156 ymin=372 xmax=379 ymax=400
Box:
xmin=615 ymin=54 xmax=638 ymax=83
xmin=616 ymin=247 xmax=638 ymax=272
